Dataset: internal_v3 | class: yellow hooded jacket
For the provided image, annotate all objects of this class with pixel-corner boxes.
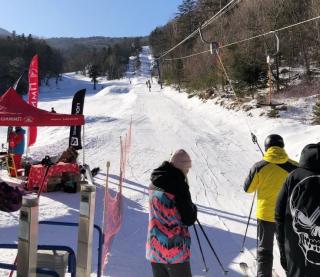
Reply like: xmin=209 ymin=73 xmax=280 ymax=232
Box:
xmin=244 ymin=147 xmax=297 ymax=222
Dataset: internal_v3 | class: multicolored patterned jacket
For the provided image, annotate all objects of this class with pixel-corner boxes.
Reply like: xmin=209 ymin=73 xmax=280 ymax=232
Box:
xmin=146 ymin=161 xmax=197 ymax=264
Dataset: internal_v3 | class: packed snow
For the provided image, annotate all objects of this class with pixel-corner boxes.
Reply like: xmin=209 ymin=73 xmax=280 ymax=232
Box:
xmin=0 ymin=46 xmax=319 ymax=277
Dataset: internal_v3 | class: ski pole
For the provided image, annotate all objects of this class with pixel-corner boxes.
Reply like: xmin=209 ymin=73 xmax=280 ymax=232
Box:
xmin=196 ymin=219 xmax=228 ymax=275
xmin=193 ymin=224 xmax=209 ymax=272
xmin=247 ymin=132 xmax=263 ymax=254
xmin=240 ymin=191 xmax=256 ymax=253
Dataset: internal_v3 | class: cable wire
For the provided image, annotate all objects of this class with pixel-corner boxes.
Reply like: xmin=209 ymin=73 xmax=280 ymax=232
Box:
xmin=156 ymin=0 xmax=241 ymax=60
xmin=164 ymin=49 xmax=210 ymax=61
xmin=221 ymin=15 xmax=320 ymax=50
xmin=163 ymin=15 xmax=320 ymax=61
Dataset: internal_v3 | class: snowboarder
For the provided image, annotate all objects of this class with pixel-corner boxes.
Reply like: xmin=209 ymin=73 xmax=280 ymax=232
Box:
xmin=243 ymin=134 xmax=297 ymax=277
xmin=146 ymin=149 xmax=197 ymax=277
xmin=8 ymin=126 xmax=26 ymax=176
xmin=275 ymin=143 xmax=320 ymax=277
xmin=51 ymin=107 xmax=56 ymax=113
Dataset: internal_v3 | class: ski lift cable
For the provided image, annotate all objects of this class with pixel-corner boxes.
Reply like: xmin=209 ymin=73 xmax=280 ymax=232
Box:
xmin=156 ymin=0 xmax=241 ymax=61
xmin=163 ymin=14 xmax=320 ymax=61
xmin=222 ymin=15 xmax=320 ymax=49
xmin=164 ymin=49 xmax=211 ymax=61
xmin=197 ymin=25 xmax=265 ymax=151
xmin=214 ymin=45 xmax=256 ymax=138
xmin=200 ymin=0 xmax=241 ymax=30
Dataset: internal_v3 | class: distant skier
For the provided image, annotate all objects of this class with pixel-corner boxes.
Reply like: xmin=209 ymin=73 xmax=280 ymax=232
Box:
xmin=146 ymin=80 xmax=151 ymax=92
xmin=243 ymin=134 xmax=297 ymax=277
xmin=50 ymin=107 xmax=56 ymax=113
xmin=146 ymin=149 xmax=197 ymax=277
xmin=148 ymin=80 xmax=151 ymax=92
xmin=275 ymin=143 xmax=320 ymax=277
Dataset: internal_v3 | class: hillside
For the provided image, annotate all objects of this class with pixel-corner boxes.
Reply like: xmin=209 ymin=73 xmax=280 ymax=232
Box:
xmin=0 ymin=27 xmax=11 ymax=37
xmin=46 ymin=36 xmax=148 ymax=50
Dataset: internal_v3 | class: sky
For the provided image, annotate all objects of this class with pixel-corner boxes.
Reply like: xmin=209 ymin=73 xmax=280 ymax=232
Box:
xmin=0 ymin=0 xmax=182 ymax=38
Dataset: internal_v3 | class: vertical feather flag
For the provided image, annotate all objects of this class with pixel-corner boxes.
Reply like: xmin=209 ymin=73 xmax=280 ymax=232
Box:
xmin=27 ymin=55 xmax=39 ymax=147
xmin=69 ymin=89 xmax=86 ymax=149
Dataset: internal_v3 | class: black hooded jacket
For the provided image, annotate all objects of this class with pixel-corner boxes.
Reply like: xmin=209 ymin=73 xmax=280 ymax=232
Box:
xmin=275 ymin=143 xmax=320 ymax=277
xmin=150 ymin=161 xmax=197 ymax=226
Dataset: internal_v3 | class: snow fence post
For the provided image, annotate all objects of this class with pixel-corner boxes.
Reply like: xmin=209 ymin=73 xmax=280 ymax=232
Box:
xmin=17 ymin=194 xmax=39 ymax=277
xmin=77 ymin=183 xmax=96 ymax=277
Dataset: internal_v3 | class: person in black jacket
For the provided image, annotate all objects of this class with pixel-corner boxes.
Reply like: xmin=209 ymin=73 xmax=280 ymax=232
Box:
xmin=275 ymin=143 xmax=320 ymax=277
xmin=146 ymin=149 xmax=197 ymax=277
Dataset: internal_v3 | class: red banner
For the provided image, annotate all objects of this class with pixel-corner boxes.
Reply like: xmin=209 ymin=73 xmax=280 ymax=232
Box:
xmin=27 ymin=55 xmax=39 ymax=146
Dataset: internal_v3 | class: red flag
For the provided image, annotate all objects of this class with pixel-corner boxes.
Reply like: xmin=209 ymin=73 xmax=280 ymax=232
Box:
xmin=27 ymin=55 xmax=39 ymax=146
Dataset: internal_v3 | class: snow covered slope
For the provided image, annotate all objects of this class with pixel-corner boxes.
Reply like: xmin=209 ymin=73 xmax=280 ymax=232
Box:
xmin=0 ymin=46 xmax=319 ymax=277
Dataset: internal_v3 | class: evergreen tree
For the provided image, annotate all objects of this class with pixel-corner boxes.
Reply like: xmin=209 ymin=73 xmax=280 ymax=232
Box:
xmin=312 ymin=99 xmax=320 ymax=124
xmin=0 ymin=35 xmax=63 ymax=93
xmin=176 ymin=0 xmax=198 ymax=38
xmin=88 ymin=64 xmax=100 ymax=90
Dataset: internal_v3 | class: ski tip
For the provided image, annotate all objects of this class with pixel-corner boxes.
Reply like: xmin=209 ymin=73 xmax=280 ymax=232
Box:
xmin=202 ymin=267 xmax=209 ymax=272
xmin=224 ymin=270 xmax=229 ymax=275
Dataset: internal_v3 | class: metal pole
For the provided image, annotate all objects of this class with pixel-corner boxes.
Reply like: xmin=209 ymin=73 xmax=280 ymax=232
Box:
xmin=240 ymin=191 xmax=256 ymax=253
xmin=82 ymin=125 xmax=85 ymax=165
xmin=101 ymin=162 xmax=110 ymax=234
xmin=77 ymin=184 xmax=96 ymax=277
xmin=196 ymin=219 xmax=228 ymax=275
xmin=17 ymin=195 xmax=39 ymax=277
xmin=267 ymin=56 xmax=273 ymax=105
xmin=193 ymin=224 xmax=208 ymax=272
xmin=239 ymin=133 xmax=264 ymax=253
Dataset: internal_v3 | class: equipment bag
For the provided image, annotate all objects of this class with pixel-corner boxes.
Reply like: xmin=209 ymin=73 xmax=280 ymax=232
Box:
xmin=0 ymin=182 xmax=23 ymax=212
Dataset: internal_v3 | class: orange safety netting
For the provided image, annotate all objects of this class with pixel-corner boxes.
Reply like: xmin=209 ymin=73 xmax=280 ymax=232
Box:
xmin=102 ymin=119 xmax=132 ymax=271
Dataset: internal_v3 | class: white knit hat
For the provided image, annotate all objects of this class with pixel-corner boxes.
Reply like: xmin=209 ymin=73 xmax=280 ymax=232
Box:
xmin=170 ymin=149 xmax=192 ymax=171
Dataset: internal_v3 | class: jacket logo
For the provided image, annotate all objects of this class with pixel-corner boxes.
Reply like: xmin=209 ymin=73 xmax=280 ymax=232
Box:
xmin=70 ymin=137 xmax=79 ymax=146
xmin=290 ymin=175 xmax=320 ymax=265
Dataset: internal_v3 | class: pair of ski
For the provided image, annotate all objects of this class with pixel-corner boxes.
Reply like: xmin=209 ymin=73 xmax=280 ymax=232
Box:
xmin=239 ymin=262 xmax=280 ymax=277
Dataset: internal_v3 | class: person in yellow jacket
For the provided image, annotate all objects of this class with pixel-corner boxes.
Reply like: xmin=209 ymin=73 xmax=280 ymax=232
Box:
xmin=243 ymin=134 xmax=297 ymax=277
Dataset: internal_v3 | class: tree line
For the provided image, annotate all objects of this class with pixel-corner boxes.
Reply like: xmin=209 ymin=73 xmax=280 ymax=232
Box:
xmin=63 ymin=37 xmax=142 ymax=88
xmin=0 ymin=33 xmax=143 ymax=94
xmin=0 ymin=33 xmax=63 ymax=94
xmin=149 ymin=0 xmax=320 ymax=97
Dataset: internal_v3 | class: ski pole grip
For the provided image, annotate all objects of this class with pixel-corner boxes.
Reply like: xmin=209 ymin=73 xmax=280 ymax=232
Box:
xmin=251 ymin=132 xmax=257 ymax=143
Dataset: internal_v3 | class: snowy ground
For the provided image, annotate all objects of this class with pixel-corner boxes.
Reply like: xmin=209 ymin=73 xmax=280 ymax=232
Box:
xmin=0 ymin=46 xmax=319 ymax=277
